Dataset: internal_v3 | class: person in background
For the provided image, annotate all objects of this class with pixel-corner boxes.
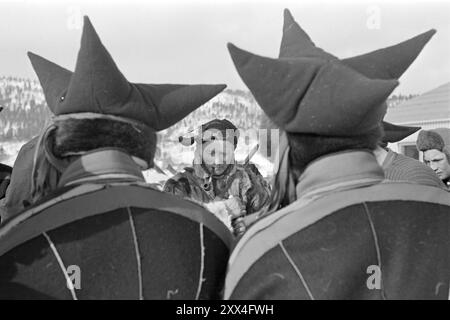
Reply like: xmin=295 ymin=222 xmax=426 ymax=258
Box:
xmin=164 ymin=118 xmax=271 ymax=233
xmin=0 ymin=107 xmax=13 ymax=224
xmin=0 ymin=16 xmax=232 ymax=299
xmin=223 ymin=9 xmax=450 ymax=300
xmin=229 ymin=113 xmax=287 ymax=235
xmin=416 ymin=128 xmax=450 ymax=189
xmin=0 ymin=161 xmax=11 ymax=201
xmin=0 ymin=107 xmax=12 ymax=198
xmin=373 ymin=121 xmax=446 ymax=188
xmin=0 ymin=136 xmax=39 ymax=223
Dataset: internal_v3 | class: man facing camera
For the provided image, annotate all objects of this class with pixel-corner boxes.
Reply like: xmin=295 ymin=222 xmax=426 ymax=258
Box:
xmin=164 ymin=119 xmax=271 ymax=233
xmin=416 ymin=128 xmax=450 ymax=188
xmin=373 ymin=122 xmax=445 ymax=189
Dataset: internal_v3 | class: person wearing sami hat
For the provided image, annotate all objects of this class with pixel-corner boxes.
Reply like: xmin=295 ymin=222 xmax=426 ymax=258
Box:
xmin=163 ymin=118 xmax=271 ymax=234
xmin=268 ymin=8 xmax=439 ymax=210
xmin=226 ymin=8 xmax=445 ymax=235
xmin=373 ymin=122 xmax=446 ymax=188
xmin=416 ymin=128 xmax=450 ymax=188
xmin=0 ymin=17 xmax=233 ymax=299
xmin=223 ymin=9 xmax=450 ymax=300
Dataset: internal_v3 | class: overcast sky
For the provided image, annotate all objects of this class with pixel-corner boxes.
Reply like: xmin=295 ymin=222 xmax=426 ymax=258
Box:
xmin=0 ymin=0 xmax=449 ymax=95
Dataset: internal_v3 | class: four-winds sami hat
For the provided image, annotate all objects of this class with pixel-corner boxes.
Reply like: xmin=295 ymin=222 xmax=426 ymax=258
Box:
xmin=280 ymin=9 xmax=433 ymax=142
xmin=227 ymin=8 xmax=436 ymax=136
xmin=28 ymin=16 xmax=226 ymax=132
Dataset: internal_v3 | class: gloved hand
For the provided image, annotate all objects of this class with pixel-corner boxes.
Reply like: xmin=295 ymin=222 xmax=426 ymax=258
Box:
xmin=226 ymin=196 xmax=247 ymax=237
xmin=231 ymin=216 xmax=246 ymax=237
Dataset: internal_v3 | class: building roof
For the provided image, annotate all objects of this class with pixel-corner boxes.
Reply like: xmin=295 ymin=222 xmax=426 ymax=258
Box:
xmin=385 ymin=82 xmax=450 ymax=125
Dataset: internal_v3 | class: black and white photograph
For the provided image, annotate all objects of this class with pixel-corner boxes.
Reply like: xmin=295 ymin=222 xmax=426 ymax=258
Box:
xmin=0 ymin=0 xmax=449 ymax=305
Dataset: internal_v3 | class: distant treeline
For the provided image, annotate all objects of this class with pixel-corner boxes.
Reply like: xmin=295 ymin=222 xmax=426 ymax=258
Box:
xmin=0 ymin=76 xmax=416 ymax=142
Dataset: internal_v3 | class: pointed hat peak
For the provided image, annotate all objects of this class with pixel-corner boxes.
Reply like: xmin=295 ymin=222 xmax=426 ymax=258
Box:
xmin=282 ymin=8 xmax=310 ymax=42
xmin=27 ymin=51 xmax=72 ymax=113
xmin=81 ymin=15 xmax=102 ymax=45
xmin=279 ymin=8 xmax=336 ymax=60
xmin=83 ymin=15 xmax=92 ymax=27
xmin=283 ymin=8 xmax=296 ymax=26
xmin=280 ymin=10 xmax=436 ymax=80
xmin=382 ymin=121 xmax=421 ymax=143
xmin=228 ymin=42 xmax=398 ymax=136
xmin=27 ymin=51 xmax=71 ymax=73
xmin=61 ymin=16 xmax=130 ymax=115
xmin=342 ymin=28 xmax=437 ymax=80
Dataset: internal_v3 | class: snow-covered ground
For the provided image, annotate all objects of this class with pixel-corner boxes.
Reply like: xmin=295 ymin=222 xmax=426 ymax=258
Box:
xmin=1 ymin=140 xmax=27 ymax=167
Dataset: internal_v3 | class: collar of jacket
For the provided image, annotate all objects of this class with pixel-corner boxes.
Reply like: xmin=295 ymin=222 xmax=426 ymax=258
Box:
xmin=381 ymin=148 xmax=397 ymax=170
xmin=58 ymin=148 xmax=145 ymax=187
xmin=296 ymin=150 xmax=385 ymax=200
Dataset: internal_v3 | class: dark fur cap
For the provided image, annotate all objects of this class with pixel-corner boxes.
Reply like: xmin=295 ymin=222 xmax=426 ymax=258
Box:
xmin=416 ymin=128 xmax=450 ymax=162
xmin=288 ymin=126 xmax=383 ymax=172
xmin=51 ymin=118 xmax=157 ymax=167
